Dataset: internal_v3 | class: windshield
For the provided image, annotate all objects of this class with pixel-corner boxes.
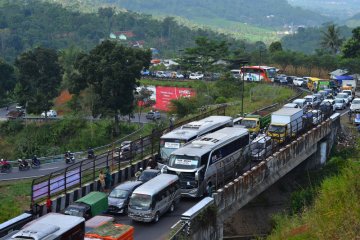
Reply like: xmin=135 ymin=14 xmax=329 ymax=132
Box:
xmin=352 ymin=100 xmax=360 ymax=104
xmin=160 ymin=139 xmax=185 ymax=160
xmin=266 ymin=68 xmax=276 ymax=78
xmin=335 ymin=99 xmax=344 ymax=104
xmin=168 ymin=155 xmax=200 ymax=170
xmin=251 ymin=141 xmax=265 ymax=151
xmin=241 ymin=119 xmax=257 ymax=128
xmin=129 ymin=193 xmax=152 ymax=210
xmin=109 ymin=189 xmax=129 ymax=199
xmin=268 ymin=125 xmax=285 ymax=133
xmin=337 ymin=94 xmax=347 ymax=99
xmin=305 ymin=97 xmax=313 ymax=103
xmin=64 ymin=207 xmax=85 ymax=217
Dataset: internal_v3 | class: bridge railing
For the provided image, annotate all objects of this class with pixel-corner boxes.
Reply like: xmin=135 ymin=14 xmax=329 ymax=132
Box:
xmin=30 ymin=106 xmax=227 ymax=206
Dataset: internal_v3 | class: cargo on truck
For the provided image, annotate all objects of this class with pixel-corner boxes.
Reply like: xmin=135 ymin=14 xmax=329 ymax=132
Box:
xmin=267 ymin=108 xmax=303 ymax=143
xmin=240 ymin=110 xmax=271 ymax=134
xmin=63 ymin=191 xmax=108 ymax=220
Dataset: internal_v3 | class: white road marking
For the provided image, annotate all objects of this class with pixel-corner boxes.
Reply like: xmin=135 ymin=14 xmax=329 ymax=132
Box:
xmin=39 ymin=167 xmax=59 ymax=171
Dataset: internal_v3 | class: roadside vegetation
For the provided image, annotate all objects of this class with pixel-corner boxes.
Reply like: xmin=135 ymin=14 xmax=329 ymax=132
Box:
xmin=268 ymin=134 xmax=360 ymax=239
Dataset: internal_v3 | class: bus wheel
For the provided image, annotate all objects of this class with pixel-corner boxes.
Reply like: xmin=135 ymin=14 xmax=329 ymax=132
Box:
xmin=169 ymin=202 xmax=175 ymax=212
xmin=154 ymin=212 xmax=160 ymax=223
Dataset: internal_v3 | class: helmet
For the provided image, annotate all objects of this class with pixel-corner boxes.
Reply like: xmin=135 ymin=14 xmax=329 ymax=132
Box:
xmin=67 ymin=150 xmax=70 ymax=153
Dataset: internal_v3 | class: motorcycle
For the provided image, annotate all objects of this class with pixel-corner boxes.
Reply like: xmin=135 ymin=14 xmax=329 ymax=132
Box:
xmin=18 ymin=159 xmax=30 ymax=171
xmin=88 ymin=152 xmax=95 ymax=160
xmin=0 ymin=160 xmax=12 ymax=173
xmin=31 ymin=159 xmax=41 ymax=169
xmin=65 ymin=154 xmax=75 ymax=164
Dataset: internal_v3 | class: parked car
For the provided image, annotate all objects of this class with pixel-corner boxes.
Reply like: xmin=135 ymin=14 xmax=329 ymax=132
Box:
xmin=304 ymin=95 xmax=321 ymax=109
xmin=334 ymin=98 xmax=346 ymax=110
xmin=137 ymin=169 xmax=161 ymax=183
xmin=336 ymin=93 xmax=350 ymax=105
xmin=293 ymin=78 xmax=305 ymax=87
xmin=108 ymin=181 xmax=143 ymax=214
xmin=189 ymin=73 xmax=204 ymax=80
xmin=155 ymin=71 xmax=166 ymax=78
xmin=350 ymin=98 xmax=360 ymax=112
xmin=146 ymin=110 xmax=161 ymax=120
xmin=41 ymin=110 xmax=57 ymax=118
xmin=141 ymin=69 xmax=150 ymax=76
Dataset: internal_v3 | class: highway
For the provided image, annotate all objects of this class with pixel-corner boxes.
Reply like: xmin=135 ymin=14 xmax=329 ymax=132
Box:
xmin=113 ymin=198 xmax=199 ymax=240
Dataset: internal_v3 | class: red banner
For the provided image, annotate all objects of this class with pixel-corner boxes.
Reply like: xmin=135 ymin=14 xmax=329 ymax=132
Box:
xmin=154 ymin=86 xmax=195 ymax=111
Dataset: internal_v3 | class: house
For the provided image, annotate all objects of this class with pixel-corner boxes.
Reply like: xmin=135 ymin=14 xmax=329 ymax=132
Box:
xmin=329 ymin=69 xmax=348 ymax=80
xmin=109 ymin=31 xmax=135 ymax=40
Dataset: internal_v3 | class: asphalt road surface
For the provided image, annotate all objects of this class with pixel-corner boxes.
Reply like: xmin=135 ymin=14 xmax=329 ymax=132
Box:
xmin=112 ymin=197 xmax=200 ymax=240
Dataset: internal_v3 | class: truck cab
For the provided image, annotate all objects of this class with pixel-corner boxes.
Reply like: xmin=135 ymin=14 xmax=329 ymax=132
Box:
xmin=241 ymin=113 xmax=271 ymax=134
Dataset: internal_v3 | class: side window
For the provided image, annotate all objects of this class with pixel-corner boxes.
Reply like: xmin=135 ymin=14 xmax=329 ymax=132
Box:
xmin=201 ymin=153 xmax=210 ymax=166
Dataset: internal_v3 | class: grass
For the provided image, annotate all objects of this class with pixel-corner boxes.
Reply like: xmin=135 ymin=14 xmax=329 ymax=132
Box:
xmin=0 ymin=180 xmax=32 ymax=223
xmin=268 ymin=150 xmax=360 ymax=239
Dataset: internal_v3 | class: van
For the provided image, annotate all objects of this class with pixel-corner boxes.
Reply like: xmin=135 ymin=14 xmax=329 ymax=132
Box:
xmin=128 ymin=174 xmax=181 ymax=223
xmin=63 ymin=192 xmax=108 ymax=220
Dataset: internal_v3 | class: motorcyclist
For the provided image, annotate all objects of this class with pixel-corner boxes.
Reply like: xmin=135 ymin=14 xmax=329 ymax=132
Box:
xmin=88 ymin=147 xmax=95 ymax=159
xmin=65 ymin=151 xmax=74 ymax=163
xmin=0 ymin=158 xmax=10 ymax=172
xmin=32 ymin=155 xmax=40 ymax=166
xmin=18 ymin=159 xmax=29 ymax=168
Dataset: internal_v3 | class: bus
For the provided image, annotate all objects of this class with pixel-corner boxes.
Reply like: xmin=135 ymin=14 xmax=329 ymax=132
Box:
xmin=2 ymin=213 xmax=85 ymax=240
xmin=307 ymin=77 xmax=330 ymax=92
xmin=241 ymin=66 xmax=276 ymax=82
xmin=165 ymin=127 xmax=250 ymax=197
xmin=0 ymin=213 xmax=33 ymax=238
xmin=128 ymin=174 xmax=181 ymax=223
xmin=159 ymin=116 xmax=233 ymax=162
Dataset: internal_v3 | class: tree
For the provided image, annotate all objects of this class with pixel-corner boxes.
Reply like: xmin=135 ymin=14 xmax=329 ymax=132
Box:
xmin=342 ymin=27 xmax=360 ymax=59
xmin=0 ymin=58 xmax=15 ymax=100
xmin=15 ymin=47 xmax=62 ymax=117
xmin=181 ymin=36 xmax=229 ymax=73
xmin=271 ymin=51 xmax=293 ymax=71
xmin=269 ymin=41 xmax=283 ymax=53
xmin=71 ymin=40 xmax=151 ymax=135
xmin=321 ymin=24 xmax=343 ymax=55
xmin=135 ymin=87 xmax=154 ymax=123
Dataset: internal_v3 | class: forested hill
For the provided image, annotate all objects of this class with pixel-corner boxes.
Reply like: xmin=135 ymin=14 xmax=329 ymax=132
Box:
xmin=0 ymin=0 xmax=252 ymax=62
xmin=95 ymin=0 xmax=329 ymax=28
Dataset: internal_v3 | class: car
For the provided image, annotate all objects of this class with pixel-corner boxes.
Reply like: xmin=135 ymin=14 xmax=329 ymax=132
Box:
xmin=155 ymin=71 xmax=166 ymax=78
xmin=283 ymin=103 xmax=299 ymax=108
xmin=336 ymin=93 xmax=350 ymax=105
xmin=293 ymin=78 xmax=305 ymax=87
xmin=146 ymin=110 xmax=161 ymax=120
xmin=137 ymin=169 xmax=161 ymax=183
xmin=304 ymin=95 xmax=321 ymax=109
xmin=341 ymin=90 xmax=353 ymax=102
xmin=41 ymin=110 xmax=57 ymax=118
xmin=309 ymin=110 xmax=323 ymax=125
xmin=250 ymin=135 xmax=274 ymax=161
xmin=279 ymin=76 xmax=288 ymax=84
xmin=350 ymin=98 xmax=360 ymax=113
xmin=321 ymin=99 xmax=336 ymax=112
xmin=318 ymin=90 xmax=328 ymax=98
xmin=189 ymin=73 xmax=204 ymax=80
xmin=354 ymin=113 xmax=360 ymax=125
xmin=334 ymin=98 xmax=346 ymax=110
xmin=108 ymin=180 xmax=143 ymax=214
xmin=141 ymin=69 xmax=150 ymax=76
xmin=286 ymin=76 xmax=296 ymax=84
xmin=314 ymin=93 xmax=324 ymax=102
xmin=292 ymin=99 xmax=307 ymax=109
xmin=176 ymin=73 xmax=184 ymax=79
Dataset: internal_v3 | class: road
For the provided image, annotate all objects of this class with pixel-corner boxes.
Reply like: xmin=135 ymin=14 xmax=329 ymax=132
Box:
xmin=113 ymin=198 xmax=199 ymax=240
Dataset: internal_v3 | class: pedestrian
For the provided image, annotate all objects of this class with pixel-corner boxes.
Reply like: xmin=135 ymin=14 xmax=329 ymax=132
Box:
xmin=46 ymin=197 xmax=52 ymax=213
xmin=348 ymin=110 xmax=352 ymax=123
xmin=105 ymin=167 xmax=112 ymax=192
xmin=99 ymin=170 xmax=105 ymax=192
xmin=147 ymin=157 xmax=157 ymax=169
xmin=169 ymin=118 xmax=174 ymax=130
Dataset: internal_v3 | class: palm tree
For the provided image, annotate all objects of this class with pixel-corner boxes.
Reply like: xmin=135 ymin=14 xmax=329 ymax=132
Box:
xmin=321 ymin=24 xmax=343 ymax=55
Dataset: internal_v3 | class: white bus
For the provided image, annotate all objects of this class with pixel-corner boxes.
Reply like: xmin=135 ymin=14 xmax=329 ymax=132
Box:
xmin=165 ymin=127 xmax=250 ymax=197
xmin=3 ymin=213 xmax=85 ymax=240
xmin=128 ymin=174 xmax=181 ymax=223
xmin=159 ymin=116 xmax=233 ymax=162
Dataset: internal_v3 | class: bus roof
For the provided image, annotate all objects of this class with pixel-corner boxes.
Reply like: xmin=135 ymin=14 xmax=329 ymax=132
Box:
xmin=132 ymin=174 xmax=179 ymax=196
xmin=160 ymin=116 xmax=233 ymax=140
xmin=10 ymin=213 xmax=84 ymax=240
xmin=170 ymin=127 xmax=249 ymax=157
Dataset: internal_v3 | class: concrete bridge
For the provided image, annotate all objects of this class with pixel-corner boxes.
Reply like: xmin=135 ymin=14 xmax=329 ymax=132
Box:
xmin=172 ymin=113 xmax=340 ymax=240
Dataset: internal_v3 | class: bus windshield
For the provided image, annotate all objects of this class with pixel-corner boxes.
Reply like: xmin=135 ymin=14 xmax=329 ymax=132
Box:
xmin=168 ymin=155 xmax=200 ymax=170
xmin=265 ymin=68 xmax=276 ymax=78
xmin=129 ymin=194 xmax=152 ymax=210
xmin=160 ymin=139 xmax=184 ymax=160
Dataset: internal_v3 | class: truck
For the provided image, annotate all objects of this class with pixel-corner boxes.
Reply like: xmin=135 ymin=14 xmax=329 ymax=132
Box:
xmin=267 ymin=108 xmax=303 ymax=143
xmin=240 ymin=110 xmax=271 ymax=134
xmin=63 ymin=191 xmax=108 ymax=220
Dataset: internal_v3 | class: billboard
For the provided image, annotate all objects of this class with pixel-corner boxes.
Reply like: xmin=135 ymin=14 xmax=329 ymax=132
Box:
xmin=154 ymin=86 xmax=195 ymax=111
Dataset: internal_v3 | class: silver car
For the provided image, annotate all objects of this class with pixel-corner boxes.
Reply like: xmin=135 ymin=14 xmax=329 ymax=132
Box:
xmin=350 ymin=98 xmax=360 ymax=112
xmin=334 ymin=98 xmax=346 ymax=110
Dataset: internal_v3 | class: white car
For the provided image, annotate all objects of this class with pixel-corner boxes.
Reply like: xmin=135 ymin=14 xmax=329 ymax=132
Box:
xmin=336 ymin=93 xmax=350 ymax=105
xmin=293 ymin=78 xmax=305 ymax=87
xmin=189 ymin=73 xmax=204 ymax=80
xmin=334 ymin=98 xmax=346 ymax=110
xmin=341 ymin=90 xmax=353 ymax=102
xmin=350 ymin=98 xmax=360 ymax=112
xmin=41 ymin=110 xmax=57 ymax=118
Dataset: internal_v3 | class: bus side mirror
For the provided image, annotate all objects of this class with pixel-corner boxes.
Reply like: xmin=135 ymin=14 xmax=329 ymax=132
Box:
xmin=195 ymin=171 xmax=199 ymax=181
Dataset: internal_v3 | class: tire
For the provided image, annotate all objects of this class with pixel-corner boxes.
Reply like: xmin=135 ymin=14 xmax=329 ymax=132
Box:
xmin=169 ymin=203 xmax=175 ymax=213
xmin=154 ymin=212 xmax=160 ymax=223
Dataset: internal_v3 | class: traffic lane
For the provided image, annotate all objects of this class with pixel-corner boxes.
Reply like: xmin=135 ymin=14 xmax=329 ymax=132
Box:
xmin=114 ymin=198 xmax=200 ymax=240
